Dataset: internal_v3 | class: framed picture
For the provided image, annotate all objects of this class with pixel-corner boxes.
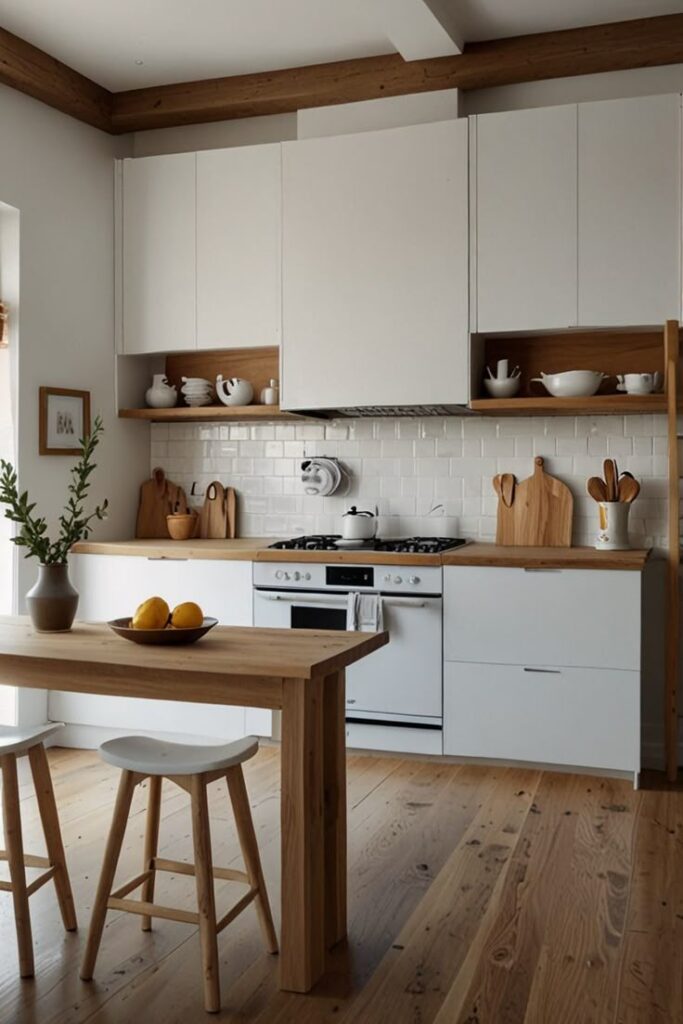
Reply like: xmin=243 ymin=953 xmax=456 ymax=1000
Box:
xmin=39 ymin=387 xmax=91 ymax=456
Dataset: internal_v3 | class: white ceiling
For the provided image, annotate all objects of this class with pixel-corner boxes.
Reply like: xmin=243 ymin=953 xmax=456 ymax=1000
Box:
xmin=0 ymin=0 xmax=681 ymax=92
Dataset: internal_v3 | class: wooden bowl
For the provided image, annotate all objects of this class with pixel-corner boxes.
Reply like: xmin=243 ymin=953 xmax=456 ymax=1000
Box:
xmin=107 ymin=617 xmax=218 ymax=645
xmin=166 ymin=512 xmax=198 ymax=541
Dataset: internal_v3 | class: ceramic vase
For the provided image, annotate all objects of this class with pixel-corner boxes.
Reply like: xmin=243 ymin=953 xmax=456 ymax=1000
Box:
xmin=145 ymin=374 xmax=178 ymax=409
xmin=26 ymin=563 xmax=79 ymax=633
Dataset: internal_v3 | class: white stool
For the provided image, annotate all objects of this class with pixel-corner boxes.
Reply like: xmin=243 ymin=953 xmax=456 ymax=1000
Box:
xmin=0 ymin=724 xmax=77 ymax=977
xmin=80 ymin=734 xmax=278 ymax=1013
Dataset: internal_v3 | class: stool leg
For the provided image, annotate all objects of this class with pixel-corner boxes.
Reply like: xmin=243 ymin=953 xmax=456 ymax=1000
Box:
xmin=80 ymin=769 xmax=138 ymax=981
xmin=28 ymin=744 xmax=77 ymax=932
xmin=190 ymin=774 xmax=220 ymax=1013
xmin=1 ymin=753 xmax=34 ymax=978
xmin=226 ymin=766 xmax=278 ymax=954
xmin=141 ymin=776 xmax=162 ymax=932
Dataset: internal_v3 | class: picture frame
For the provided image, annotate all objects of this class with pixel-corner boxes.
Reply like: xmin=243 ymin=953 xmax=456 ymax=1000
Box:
xmin=39 ymin=387 xmax=91 ymax=456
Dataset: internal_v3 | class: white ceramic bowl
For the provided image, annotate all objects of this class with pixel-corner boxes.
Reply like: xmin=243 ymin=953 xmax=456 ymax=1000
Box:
xmin=531 ymin=370 xmax=605 ymax=398
xmin=483 ymin=376 xmax=521 ymax=399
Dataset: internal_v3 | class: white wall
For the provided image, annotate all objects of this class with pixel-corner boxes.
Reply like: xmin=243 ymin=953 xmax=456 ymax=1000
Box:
xmin=0 ymin=84 xmax=146 ymax=723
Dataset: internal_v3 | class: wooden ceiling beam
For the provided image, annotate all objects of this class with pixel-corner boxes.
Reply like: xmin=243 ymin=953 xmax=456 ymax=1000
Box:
xmin=1 ymin=13 xmax=683 ymax=135
xmin=0 ymin=25 xmax=111 ymax=132
xmin=109 ymin=13 xmax=683 ymax=133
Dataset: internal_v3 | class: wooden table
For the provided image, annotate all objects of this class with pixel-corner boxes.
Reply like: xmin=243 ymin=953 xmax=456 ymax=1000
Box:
xmin=0 ymin=616 xmax=388 ymax=993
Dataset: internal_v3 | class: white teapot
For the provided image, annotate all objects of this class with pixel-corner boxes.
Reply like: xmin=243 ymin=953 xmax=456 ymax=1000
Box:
xmin=215 ymin=376 xmax=254 ymax=407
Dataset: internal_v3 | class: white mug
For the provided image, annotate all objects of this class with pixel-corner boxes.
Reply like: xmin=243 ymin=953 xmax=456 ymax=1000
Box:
xmin=616 ymin=372 xmax=662 ymax=395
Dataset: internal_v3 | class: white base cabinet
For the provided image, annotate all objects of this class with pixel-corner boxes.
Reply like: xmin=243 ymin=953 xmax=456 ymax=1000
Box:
xmin=443 ymin=567 xmax=642 ymax=778
xmin=444 ymin=662 xmax=639 ymax=773
xmin=50 ymin=556 xmax=270 ymax=740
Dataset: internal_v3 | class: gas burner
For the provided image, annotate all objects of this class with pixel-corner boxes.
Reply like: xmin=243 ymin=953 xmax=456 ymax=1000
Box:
xmin=374 ymin=537 xmax=468 ymax=554
xmin=268 ymin=535 xmax=469 ymax=554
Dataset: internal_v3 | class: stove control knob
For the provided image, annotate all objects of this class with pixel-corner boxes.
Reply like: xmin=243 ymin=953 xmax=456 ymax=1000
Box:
xmin=304 ymin=572 xmax=312 ymax=581
xmin=293 ymin=571 xmax=301 ymax=581
xmin=409 ymin=576 xmax=420 ymax=585
xmin=275 ymin=570 xmax=285 ymax=580
xmin=393 ymin=575 xmax=403 ymax=585
xmin=383 ymin=574 xmax=392 ymax=583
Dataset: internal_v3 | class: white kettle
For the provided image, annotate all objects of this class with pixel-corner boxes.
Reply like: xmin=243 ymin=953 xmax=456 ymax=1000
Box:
xmin=342 ymin=506 xmax=378 ymax=541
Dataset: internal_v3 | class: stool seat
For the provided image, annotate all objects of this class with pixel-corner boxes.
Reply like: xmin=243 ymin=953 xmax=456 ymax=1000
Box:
xmin=0 ymin=723 xmax=63 ymax=756
xmin=99 ymin=734 xmax=258 ymax=776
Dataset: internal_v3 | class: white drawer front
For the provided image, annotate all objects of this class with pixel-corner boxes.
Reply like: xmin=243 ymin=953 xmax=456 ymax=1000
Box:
xmin=444 ymin=567 xmax=640 ymax=670
xmin=444 ymin=661 xmax=639 ymax=772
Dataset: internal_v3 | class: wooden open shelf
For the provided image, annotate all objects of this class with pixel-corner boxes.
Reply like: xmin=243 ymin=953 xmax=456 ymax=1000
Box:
xmin=470 ymin=394 xmax=667 ymax=416
xmin=118 ymin=344 xmax=313 ymax=422
xmin=119 ymin=404 xmax=305 ymax=423
xmin=473 ymin=329 xmax=665 ymax=415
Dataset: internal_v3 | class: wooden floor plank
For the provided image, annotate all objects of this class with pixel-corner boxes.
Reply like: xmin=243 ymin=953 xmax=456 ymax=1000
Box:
xmin=1 ymin=750 xmax=682 ymax=1024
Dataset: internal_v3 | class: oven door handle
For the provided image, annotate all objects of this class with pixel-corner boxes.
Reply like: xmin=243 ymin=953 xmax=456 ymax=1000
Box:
xmin=257 ymin=593 xmax=347 ymax=607
xmin=256 ymin=592 xmax=428 ymax=609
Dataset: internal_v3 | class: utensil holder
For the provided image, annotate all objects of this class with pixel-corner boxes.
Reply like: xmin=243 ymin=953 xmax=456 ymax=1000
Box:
xmin=595 ymin=501 xmax=630 ymax=550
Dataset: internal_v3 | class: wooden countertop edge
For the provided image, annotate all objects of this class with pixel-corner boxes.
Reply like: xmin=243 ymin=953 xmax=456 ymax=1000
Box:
xmin=72 ymin=540 xmax=652 ymax=571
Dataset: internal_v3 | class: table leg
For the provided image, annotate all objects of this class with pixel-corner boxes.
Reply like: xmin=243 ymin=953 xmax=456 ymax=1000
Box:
xmin=323 ymin=670 xmax=347 ymax=949
xmin=280 ymin=677 xmax=324 ymax=992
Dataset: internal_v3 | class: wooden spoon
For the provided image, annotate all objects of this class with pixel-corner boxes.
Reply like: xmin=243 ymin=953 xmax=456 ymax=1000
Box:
xmin=618 ymin=473 xmax=640 ymax=503
xmin=587 ymin=476 xmax=608 ymax=502
xmin=500 ymin=473 xmax=515 ymax=509
xmin=603 ymin=459 xmax=617 ymax=501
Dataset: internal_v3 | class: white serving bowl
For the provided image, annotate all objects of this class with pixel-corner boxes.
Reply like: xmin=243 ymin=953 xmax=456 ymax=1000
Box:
xmin=483 ymin=376 xmax=521 ymax=399
xmin=531 ymin=370 xmax=605 ymax=398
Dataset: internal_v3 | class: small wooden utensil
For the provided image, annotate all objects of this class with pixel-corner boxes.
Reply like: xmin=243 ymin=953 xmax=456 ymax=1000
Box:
xmin=587 ymin=477 xmax=608 ymax=502
xmin=617 ymin=474 xmax=640 ymax=503
xmin=603 ymin=459 xmax=617 ymax=501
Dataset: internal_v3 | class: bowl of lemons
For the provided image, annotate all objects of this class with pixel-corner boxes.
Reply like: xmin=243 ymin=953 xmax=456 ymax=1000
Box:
xmin=108 ymin=597 xmax=218 ymax=645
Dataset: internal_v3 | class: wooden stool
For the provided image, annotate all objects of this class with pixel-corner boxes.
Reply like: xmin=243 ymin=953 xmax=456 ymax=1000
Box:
xmin=80 ymin=734 xmax=278 ymax=1013
xmin=0 ymin=723 xmax=77 ymax=978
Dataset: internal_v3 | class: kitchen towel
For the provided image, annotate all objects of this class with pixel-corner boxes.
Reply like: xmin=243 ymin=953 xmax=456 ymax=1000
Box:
xmin=346 ymin=592 xmax=384 ymax=632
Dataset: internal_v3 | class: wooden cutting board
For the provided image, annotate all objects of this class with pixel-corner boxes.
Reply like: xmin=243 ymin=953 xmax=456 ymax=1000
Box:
xmin=198 ymin=482 xmax=237 ymax=539
xmin=493 ymin=457 xmax=573 ymax=547
xmin=136 ymin=468 xmax=188 ymax=539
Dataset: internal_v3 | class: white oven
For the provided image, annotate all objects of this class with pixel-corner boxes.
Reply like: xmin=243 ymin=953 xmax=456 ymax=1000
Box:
xmin=253 ymin=562 xmax=443 ymax=751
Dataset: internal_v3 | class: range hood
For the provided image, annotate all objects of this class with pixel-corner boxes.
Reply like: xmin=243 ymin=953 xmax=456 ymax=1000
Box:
xmin=301 ymin=403 xmax=470 ymax=418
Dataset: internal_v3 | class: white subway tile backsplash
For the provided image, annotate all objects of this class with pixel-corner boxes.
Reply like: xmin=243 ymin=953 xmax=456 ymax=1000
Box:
xmin=152 ymin=412 xmax=667 ymax=548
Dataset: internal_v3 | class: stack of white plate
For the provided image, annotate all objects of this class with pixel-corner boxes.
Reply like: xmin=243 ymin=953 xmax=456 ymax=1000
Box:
xmin=181 ymin=377 xmax=214 ymax=407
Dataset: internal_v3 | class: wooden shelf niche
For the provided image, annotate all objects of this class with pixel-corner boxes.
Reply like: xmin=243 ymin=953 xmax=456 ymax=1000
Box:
xmin=470 ymin=329 xmax=666 ymax=415
xmin=118 ymin=345 xmax=307 ymax=422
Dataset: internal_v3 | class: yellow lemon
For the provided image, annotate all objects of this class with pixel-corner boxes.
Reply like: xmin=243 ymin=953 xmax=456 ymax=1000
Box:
xmin=131 ymin=596 xmax=170 ymax=630
xmin=170 ymin=602 xmax=204 ymax=629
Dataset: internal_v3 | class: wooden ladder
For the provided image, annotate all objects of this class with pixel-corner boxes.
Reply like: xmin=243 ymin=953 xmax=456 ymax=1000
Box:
xmin=665 ymin=319 xmax=681 ymax=781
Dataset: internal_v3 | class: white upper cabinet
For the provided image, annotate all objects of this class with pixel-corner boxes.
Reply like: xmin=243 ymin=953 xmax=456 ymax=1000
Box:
xmin=197 ymin=144 xmax=282 ymax=349
xmin=578 ymin=94 xmax=682 ymax=327
xmin=122 ymin=153 xmax=196 ymax=354
xmin=474 ymin=105 xmax=578 ymax=334
xmin=281 ymin=119 xmax=469 ymax=411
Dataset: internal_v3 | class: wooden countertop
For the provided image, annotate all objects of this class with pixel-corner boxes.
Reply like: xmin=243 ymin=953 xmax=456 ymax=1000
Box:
xmin=72 ymin=538 xmax=652 ymax=570
xmin=72 ymin=538 xmax=275 ymax=561
xmin=441 ymin=543 xmax=651 ymax=570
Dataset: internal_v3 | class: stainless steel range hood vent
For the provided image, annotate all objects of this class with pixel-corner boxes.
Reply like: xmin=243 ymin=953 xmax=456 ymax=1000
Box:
xmin=312 ymin=404 xmax=469 ymax=418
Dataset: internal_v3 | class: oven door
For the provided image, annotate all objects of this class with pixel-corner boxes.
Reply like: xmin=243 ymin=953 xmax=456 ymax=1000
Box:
xmin=253 ymin=588 xmax=442 ymax=724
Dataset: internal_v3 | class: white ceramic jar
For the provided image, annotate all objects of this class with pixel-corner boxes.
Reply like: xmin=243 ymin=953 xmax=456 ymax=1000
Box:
xmin=145 ymin=374 xmax=177 ymax=409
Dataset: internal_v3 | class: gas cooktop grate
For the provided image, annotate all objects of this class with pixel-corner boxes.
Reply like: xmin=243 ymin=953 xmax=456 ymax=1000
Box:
xmin=268 ymin=535 xmax=468 ymax=554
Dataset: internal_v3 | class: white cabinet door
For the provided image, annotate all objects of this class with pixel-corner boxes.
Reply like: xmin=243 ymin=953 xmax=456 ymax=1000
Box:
xmin=51 ymin=556 xmax=264 ymax=739
xmin=122 ymin=153 xmax=196 ymax=354
xmin=578 ymin=94 xmax=682 ymax=326
xmin=444 ymin=566 xmax=641 ymax=670
xmin=197 ymin=145 xmax=281 ymax=349
xmin=443 ymin=661 xmax=639 ymax=772
xmin=475 ymin=105 xmax=578 ymax=333
xmin=281 ymin=119 xmax=469 ymax=410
